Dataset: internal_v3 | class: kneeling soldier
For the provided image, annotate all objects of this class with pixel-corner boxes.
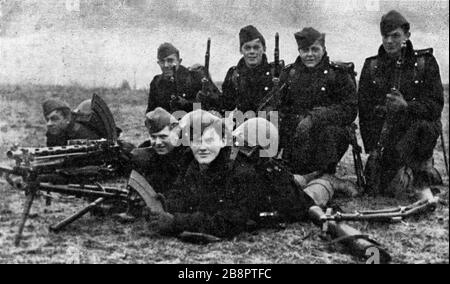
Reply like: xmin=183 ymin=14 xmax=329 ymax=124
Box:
xmin=358 ymin=11 xmax=444 ymax=197
xmin=147 ymin=43 xmax=219 ymax=114
xmin=280 ymin=28 xmax=358 ymax=178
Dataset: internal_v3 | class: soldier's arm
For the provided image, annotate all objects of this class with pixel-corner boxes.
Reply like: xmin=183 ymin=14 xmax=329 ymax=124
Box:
xmin=358 ymin=60 xmax=381 ymax=153
xmin=310 ymin=70 xmax=357 ymax=127
xmin=146 ymin=78 xmax=159 ymax=114
xmin=406 ymin=55 xmax=444 ymax=121
xmin=220 ymin=67 xmax=238 ymax=113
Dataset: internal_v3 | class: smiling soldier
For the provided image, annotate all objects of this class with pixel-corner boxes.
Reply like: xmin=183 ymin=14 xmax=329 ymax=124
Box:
xmin=131 ymin=107 xmax=193 ymax=194
xmin=221 ymin=25 xmax=279 ymax=114
xmin=279 ymin=27 xmax=357 ymax=189
xmin=147 ymin=43 xmax=219 ymax=114
xmin=358 ymin=10 xmax=444 ymax=197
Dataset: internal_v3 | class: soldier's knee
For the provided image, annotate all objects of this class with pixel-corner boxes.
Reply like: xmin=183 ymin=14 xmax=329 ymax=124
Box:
xmin=303 ymin=178 xmax=334 ymax=207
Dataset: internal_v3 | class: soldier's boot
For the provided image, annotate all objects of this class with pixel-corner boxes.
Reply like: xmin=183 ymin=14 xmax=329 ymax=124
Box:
xmin=417 ymin=158 xmax=443 ymax=186
xmin=386 ymin=166 xmax=415 ymax=199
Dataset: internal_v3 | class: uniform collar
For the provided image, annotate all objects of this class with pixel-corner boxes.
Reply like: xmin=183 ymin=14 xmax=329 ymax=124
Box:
xmin=377 ymin=40 xmax=415 ymax=64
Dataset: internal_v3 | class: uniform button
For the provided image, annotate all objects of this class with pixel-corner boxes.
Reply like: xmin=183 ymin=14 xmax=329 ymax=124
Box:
xmin=321 ymin=87 xmax=326 ymax=91
xmin=266 ymin=72 xmax=270 ymax=76
xmin=373 ymin=81 xmax=377 ymax=84
xmin=415 ymin=81 xmax=419 ymax=84
xmin=182 ymin=93 xmax=186 ymax=97
xmin=264 ymin=87 xmax=269 ymax=91
xmin=415 ymin=63 xmax=418 ymax=67
xmin=324 ymin=70 xmax=329 ymax=74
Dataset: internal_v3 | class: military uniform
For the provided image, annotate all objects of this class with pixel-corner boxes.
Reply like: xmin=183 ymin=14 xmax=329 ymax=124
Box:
xmin=358 ymin=11 xmax=444 ymax=191
xmin=164 ymin=147 xmax=314 ymax=238
xmin=132 ymin=146 xmax=193 ymax=194
xmin=280 ymin=55 xmax=357 ymax=174
xmin=46 ymin=121 xmax=101 ymax=147
xmin=221 ymin=55 xmax=277 ymax=113
xmin=358 ymin=41 xmax=444 ymax=186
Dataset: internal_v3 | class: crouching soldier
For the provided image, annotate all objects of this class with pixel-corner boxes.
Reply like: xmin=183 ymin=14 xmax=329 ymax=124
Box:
xmin=359 ymin=11 xmax=444 ymax=197
xmin=131 ymin=107 xmax=193 ymax=194
xmin=147 ymin=43 xmax=220 ymax=114
xmin=145 ymin=111 xmax=389 ymax=262
xmin=43 ymin=99 xmax=101 ymax=147
xmin=279 ymin=28 xmax=358 ymax=180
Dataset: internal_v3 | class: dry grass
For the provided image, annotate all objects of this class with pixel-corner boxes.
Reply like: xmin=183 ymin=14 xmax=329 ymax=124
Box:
xmin=0 ymin=84 xmax=448 ymax=264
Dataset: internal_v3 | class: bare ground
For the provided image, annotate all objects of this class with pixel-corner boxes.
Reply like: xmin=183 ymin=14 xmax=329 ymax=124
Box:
xmin=0 ymin=84 xmax=448 ymax=264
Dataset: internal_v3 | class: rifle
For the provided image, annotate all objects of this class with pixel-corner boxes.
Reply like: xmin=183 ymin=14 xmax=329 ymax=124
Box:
xmin=440 ymin=127 xmax=449 ymax=178
xmin=0 ymin=141 xmax=158 ymax=246
xmin=364 ymin=42 xmax=408 ymax=195
xmin=201 ymin=38 xmax=211 ymax=94
xmin=257 ymin=33 xmax=286 ymax=112
xmin=347 ymin=123 xmax=366 ymax=191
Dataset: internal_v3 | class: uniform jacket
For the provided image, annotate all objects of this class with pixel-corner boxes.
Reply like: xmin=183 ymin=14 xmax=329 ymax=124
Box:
xmin=131 ymin=145 xmax=193 ymax=194
xmin=279 ymin=55 xmax=358 ymax=134
xmin=221 ymin=55 xmax=276 ymax=113
xmin=165 ymin=147 xmax=314 ymax=238
xmin=146 ymin=65 xmax=219 ymax=114
xmin=358 ymin=40 xmax=444 ymax=153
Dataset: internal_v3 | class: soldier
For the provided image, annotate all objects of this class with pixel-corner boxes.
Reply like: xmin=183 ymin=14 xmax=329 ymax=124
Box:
xmin=43 ymin=99 xmax=101 ymax=147
xmin=221 ymin=25 xmax=278 ymax=114
xmin=358 ymin=10 xmax=444 ymax=196
xmin=131 ymin=107 xmax=193 ymax=194
xmin=279 ymin=28 xmax=358 ymax=178
xmin=146 ymin=43 xmax=219 ymax=114
xmin=145 ymin=112 xmax=389 ymax=261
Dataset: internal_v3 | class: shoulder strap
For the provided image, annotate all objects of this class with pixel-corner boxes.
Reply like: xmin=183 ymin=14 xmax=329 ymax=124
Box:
xmin=230 ymin=67 xmax=239 ymax=90
xmin=368 ymin=57 xmax=379 ymax=83
xmin=413 ymin=49 xmax=432 ymax=80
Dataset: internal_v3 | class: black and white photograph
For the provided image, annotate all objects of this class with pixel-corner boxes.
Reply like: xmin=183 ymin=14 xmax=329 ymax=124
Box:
xmin=0 ymin=0 xmax=448 ymax=266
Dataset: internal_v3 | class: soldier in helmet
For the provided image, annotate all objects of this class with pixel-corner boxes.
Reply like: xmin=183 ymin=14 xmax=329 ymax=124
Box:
xmin=43 ymin=99 xmax=101 ymax=147
xmin=221 ymin=25 xmax=280 ymax=114
xmin=146 ymin=43 xmax=220 ymax=114
xmin=358 ymin=10 xmax=444 ymax=197
xmin=279 ymin=28 xmax=358 ymax=183
xmin=145 ymin=112 xmax=388 ymax=261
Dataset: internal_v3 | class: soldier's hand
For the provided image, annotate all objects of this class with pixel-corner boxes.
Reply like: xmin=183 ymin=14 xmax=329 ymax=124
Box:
xmin=386 ymin=90 xmax=408 ymax=113
xmin=147 ymin=212 xmax=174 ymax=234
xmin=296 ymin=115 xmax=314 ymax=136
xmin=196 ymin=90 xmax=208 ymax=102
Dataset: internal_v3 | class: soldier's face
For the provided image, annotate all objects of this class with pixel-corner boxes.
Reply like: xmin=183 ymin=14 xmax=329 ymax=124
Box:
xmin=150 ymin=126 xmax=179 ymax=155
xmin=191 ymin=127 xmax=225 ymax=165
xmin=158 ymin=54 xmax=182 ymax=78
xmin=45 ymin=110 xmax=71 ymax=136
xmin=382 ymin=28 xmax=410 ymax=57
xmin=299 ymin=41 xmax=325 ymax=68
xmin=241 ymin=39 xmax=265 ymax=68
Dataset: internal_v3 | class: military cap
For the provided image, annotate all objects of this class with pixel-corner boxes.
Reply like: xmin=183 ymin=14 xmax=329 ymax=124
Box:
xmin=239 ymin=25 xmax=266 ymax=49
xmin=294 ymin=27 xmax=325 ymax=49
xmin=42 ymin=99 xmax=71 ymax=117
xmin=380 ymin=10 xmax=410 ymax=35
xmin=157 ymin=43 xmax=180 ymax=61
xmin=145 ymin=107 xmax=178 ymax=134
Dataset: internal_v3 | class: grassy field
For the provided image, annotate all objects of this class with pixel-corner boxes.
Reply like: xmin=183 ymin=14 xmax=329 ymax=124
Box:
xmin=0 ymin=84 xmax=448 ymax=264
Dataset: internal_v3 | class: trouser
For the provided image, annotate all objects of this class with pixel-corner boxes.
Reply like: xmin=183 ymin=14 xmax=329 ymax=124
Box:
xmin=286 ymin=124 xmax=350 ymax=175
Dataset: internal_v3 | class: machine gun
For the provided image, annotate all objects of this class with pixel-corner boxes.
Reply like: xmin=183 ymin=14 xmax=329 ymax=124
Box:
xmin=0 ymin=140 xmax=159 ymax=246
xmin=364 ymin=42 xmax=408 ymax=195
xmin=257 ymin=33 xmax=286 ymax=112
